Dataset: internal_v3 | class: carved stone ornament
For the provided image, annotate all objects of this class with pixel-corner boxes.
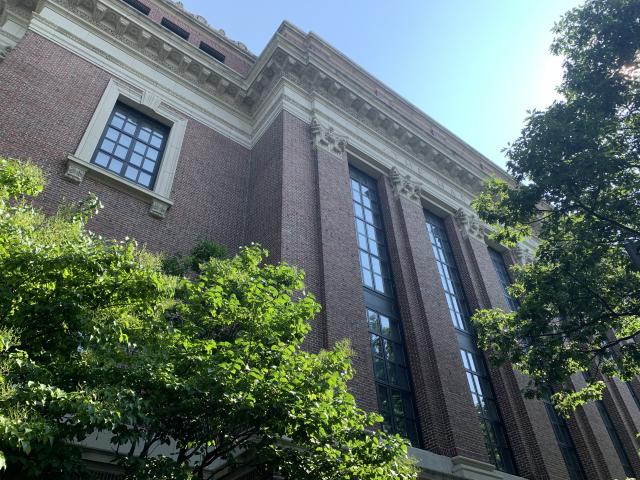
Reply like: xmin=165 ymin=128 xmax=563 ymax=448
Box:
xmin=149 ymin=199 xmax=170 ymax=219
xmin=511 ymin=244 xmax=535 ymax=264
xmin=310 ymin=117 xmax=347 ymax=158
xmin=0 ymin=0 xmax=7 ymax=27
xmin=454 ymin=208 xmax=484 ymax=241
xmin=0 ymin=45 xmax=11 ymax=64
xmin=389 ymin=167 xmax=422 ymax=202
xmin=64 ymin=160 xmax=88 ymax=184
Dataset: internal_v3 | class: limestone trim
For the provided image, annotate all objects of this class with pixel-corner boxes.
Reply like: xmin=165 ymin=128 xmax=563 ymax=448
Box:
xmin=155 ymin=0 xmax=255 ymax=59
xmin=454 ymin=208 xmax=487 ymax=242
xmin=389 ymin=166 xmax=422 ymax=203
xmin=66 ymin=77 xmax=185 ymax=219
xmin=0 ymin=0 xmax=7 ymax=27
xmin=17 ymin=0 xmax=533 ymax=231
xmin=29 ymin=4 xmax=253 ymax=146
xmin=310 ymin=115 xmax=347 ymax=158
xmin=25 ymin=0 xmax=508 ymax=197
xmin=511 ymin=244 xmax=535 ymax=265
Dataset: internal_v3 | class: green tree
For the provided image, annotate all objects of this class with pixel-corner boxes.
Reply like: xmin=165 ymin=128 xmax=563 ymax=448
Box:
xmin=0 ymin=157 xmax=417 ymax=479
xmin=471 ymin=0 xmax=640 ymax=413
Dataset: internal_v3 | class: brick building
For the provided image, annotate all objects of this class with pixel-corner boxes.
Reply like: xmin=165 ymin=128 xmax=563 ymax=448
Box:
xmin=0 ymin=0 xmax=638 ymax=478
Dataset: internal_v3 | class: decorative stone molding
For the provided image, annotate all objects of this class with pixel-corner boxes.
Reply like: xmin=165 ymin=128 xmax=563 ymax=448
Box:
xmin=64 ymin=160 xmax=87 ymax=184
xmin=310 ymin=116 xmax=347 ymax=158
xmin=36 ymin=0 xmax=503 ymax=197
xmin=511 ymin=244 xmax=535 ymax=264
xmin=149 ymin=199 xmax=170 ymax=219
xmin=0 ymin=45 xmax=10 ymax=63
xmin=389 ymin=167 xmax=422 ymax=203
xmin=0 ymin=0 xmax=7 ymax=27
xmin=454 ymin=208 xmax=485 ymax=242
xmin=63 ymin=78 xmax=184 ymax=219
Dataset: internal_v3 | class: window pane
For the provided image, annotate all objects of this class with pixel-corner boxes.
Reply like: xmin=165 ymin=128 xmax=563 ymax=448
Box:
xmin=425 ymin=211 xmax=516 ymax=474
xmin=125 ymin=166 xmax=138 ymax=180
xmin=142 ymin=159 xmax=156 ymax=172
xmin=91 ymin=103 xmax=168 ymax=190
xmin=95 ymin=152 xmax=109 ymax=167
xmin=114 ymin=145 xmax=128 ymax=160
xmin=106 ymin=128 xmax=119 ymax=140
xmin=351 ymin=167 xmax=418 ymax=447
xmin=101 ymin=139 xmax=116 ymax=153
xmin=108 ymin=159 xmax=123 ymax=173
xmin=130 ymin=153 xmax=143 ymax=167
xmin=138 ymin=172 xmax=152 ymax=187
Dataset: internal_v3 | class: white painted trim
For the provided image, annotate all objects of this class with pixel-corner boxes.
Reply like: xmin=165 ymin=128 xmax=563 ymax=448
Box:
xmin=30 ymin=5 xmax=253 ymax=147
xmin=68 ymin=78 xmax=186 ymax=218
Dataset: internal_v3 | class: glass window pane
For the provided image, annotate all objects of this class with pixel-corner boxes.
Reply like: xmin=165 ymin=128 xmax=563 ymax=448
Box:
xmin=106 ymin=127 xmax=119 ymax=140
xmin=124 ymin=166 xmax=138 ymax=180
xmin=367 ymin=310 xmax=380 ymax=333
xmin=130 ymin=153 xmax=143 ymax=167
xmin=134 ymin=141 xmax=146 ymax=154
xmin=101 ymin=139 xmax=116 ymax=153
xmin=362 ymin=268 xmax=374 ymax=288
xmin=108 ymin=159 xmax=123 ymax=173
xmin=370 ymin=334 xmax=383 ymax=357
xmin=95 ymin=152 xmax=109 ymax=167
xmin=123 ymin=120 xmax=137 ymax=134
xmin=138 ymin=172 xmax=152 ymax=187
xmin=142 ymin=159 xmax=156 ymax=172
xmin=111 ymin=113 xmax=125 ymax=129
xmin=150 ymin=134 xmax=163 ymax=148
xmin=114 ymin=145 xmax=128 ymax=160
xmin=373 ymin=273 xmax=384 ymax=292
xmin=119 ymin=134 xmax=132 ymax=148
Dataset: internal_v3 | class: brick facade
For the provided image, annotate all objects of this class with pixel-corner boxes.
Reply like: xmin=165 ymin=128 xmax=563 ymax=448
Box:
xmin=0 ymin=1 xmax=638 ymax=479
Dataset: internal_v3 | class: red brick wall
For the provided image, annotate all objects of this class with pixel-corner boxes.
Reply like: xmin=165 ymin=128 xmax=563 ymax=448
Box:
xmin=245 ymin=112 xmax=283 ymax=259
xmin=0 ymin=32 xmax=250 ymax=256
xmin=280 ymin=112 xmax=325 ymax=353
xmin=456 ymin=235 xmax=553 ymax=478
xmin=3 ymin=27 xmax=638 ymax=480
xmin=313 ymin=148 xmax=378 ymax=413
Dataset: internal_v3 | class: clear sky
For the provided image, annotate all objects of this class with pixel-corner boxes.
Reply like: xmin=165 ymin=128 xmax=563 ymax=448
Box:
xmin=180 ymin=0 xmax=584 ymax=170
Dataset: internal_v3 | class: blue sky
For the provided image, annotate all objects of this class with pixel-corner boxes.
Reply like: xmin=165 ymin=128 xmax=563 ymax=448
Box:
xmin=180 ymin=0 xmax=583 ymax=170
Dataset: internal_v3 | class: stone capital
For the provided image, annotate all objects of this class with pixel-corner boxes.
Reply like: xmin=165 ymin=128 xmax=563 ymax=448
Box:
xmin=389 ymin=167 xmax=422 ymax=203
xmin=149 ymin=199 xmax=170 ymax=219
xmin=454 ymin=208 xmax=485 ymax=242
xmin=0 ymin=0 xmax=7 ymax=28
xmin=310 ymin=116 xmax=347 ymax=158
xmin=64 ymin=160 xmax=87 ymax=184
xmin=511 ymin=243 xmax=535 ymax=264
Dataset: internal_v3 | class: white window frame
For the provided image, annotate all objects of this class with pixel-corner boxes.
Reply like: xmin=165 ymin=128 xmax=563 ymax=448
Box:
xmin=66 ymin=78 xmax=187 ymax=219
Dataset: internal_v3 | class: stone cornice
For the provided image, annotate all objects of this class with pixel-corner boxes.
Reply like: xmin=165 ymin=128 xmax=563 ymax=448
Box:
xmin=13 ymin=0 xmax=514 ymax=205
xmin=156 ymin=0 xmax=255 ymax=60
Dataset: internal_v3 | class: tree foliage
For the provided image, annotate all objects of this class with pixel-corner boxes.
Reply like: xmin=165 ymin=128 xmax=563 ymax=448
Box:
xmin=471 ymin=0 xmax=640 ymax=413
xmin=0 ymin=157 xmax=417 ymax=479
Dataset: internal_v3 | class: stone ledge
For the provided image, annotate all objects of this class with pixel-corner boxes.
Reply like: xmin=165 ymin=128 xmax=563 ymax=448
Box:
xmin=65 ymin=155 xmax=172 ymax=219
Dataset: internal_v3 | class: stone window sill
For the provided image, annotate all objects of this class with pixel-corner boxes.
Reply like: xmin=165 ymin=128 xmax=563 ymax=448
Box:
xmin=65 ymin=155 xmax=172 ymax=219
